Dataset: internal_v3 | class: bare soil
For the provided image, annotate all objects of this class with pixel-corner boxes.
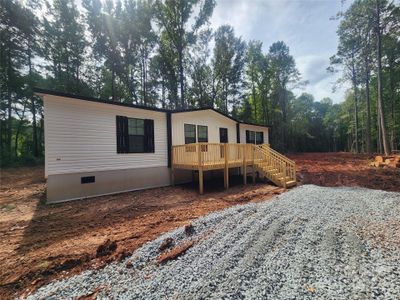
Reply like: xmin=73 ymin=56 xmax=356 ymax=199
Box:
xmin=0 ymin=167 xmax=283 ymax=299
xmin=289 ymin=152 xmax=400 ymax=192
xmin=1 ymin=152 xmax=399 ymax=299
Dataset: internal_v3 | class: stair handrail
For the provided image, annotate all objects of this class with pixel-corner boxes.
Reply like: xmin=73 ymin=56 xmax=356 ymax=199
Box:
xmin=255 ymin=145 xmax=296 ymax=182
xmin=259 ymin=145 xmax=296 ymax=165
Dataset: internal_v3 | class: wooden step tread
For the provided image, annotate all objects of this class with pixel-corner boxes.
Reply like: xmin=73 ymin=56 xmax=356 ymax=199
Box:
xmin=285 ymin=180 xmax=297 ymax=187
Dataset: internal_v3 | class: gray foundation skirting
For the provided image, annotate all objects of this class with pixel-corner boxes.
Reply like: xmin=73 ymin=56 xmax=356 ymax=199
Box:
xmin=47 ymin=166 xmax=172 ymax=203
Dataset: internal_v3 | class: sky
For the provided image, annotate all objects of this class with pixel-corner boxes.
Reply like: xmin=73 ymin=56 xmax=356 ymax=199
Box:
xmin=209 ymin=0 xmax=352 ymax=103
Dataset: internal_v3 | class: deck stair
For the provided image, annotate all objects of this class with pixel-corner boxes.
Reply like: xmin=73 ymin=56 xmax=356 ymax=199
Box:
xmin=171 ymin=143 xmax=296 ymax=193
xmin=253 ymin=145 xmax=297 ymax=188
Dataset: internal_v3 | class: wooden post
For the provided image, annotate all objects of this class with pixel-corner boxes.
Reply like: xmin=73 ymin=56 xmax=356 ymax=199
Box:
xmin=283 ymin=162 xmax=287 ymax=188
xmin=171 ymin=146 xmax=175 ymax=186
xmin=252 ymin=145 xmax=256 ymax=183
xmin=243 ymin=144 xmax=247 ymax=185
xmin=199 ymin=168 xmax=204 ymax=194
xmin=198 ymin=144 xmax=204 ymax=194
xmin=224 ymin=144 xmax=229 ymax=189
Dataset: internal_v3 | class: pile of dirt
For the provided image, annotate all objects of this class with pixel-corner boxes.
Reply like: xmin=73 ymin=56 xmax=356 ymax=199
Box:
xmin=157 ymin=240 xmax=196 ymax=265
xmin=96 ymin=240 xmax=117 ymax=258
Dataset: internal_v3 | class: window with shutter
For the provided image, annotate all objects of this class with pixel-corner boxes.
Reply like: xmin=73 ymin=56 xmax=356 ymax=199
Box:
xmin=116 ymin=116 xmax=154 ymax=153
xmin=128 ymin=118 xmax=145 ymax=152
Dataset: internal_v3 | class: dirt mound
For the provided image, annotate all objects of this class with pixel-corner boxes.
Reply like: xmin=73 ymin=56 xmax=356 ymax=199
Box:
xmin=157 ymin=240 xmax=195 ymax=265
xmin=159 ymin=237 xmax=175 ymax=251
xmin=96 ymin=240 xmax=117 ymax=258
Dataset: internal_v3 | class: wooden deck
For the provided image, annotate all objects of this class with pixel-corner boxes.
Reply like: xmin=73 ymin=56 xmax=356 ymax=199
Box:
xmin=171 ymin=143 xmax=296 ymax=194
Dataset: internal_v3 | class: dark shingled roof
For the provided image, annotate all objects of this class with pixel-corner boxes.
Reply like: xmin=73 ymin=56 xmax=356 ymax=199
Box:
xmin=34 ymin=88 xmax=271 ymax=128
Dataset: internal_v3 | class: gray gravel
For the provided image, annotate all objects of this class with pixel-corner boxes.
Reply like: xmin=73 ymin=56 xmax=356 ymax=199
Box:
xmin=25 ymin=185 xmax=400 ymax=299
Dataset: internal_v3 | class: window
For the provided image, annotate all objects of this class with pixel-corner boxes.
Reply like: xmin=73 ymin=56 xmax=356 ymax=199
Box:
xmin=184 ymin=124 xmax=196 ymax=144
xmin=219 ymin=128 xmax=228 ymax=143
xmin=116 ymin=116 xmax=154 ymax=153
xmin=128 ymin=118 xmax=145 ymax=153
xmin=256 ymin=132 xmax=264 ymax=145
xmin=246 ymin=130 xmax=255 ymax=144
xmin=246 ymin=130 xmax=264 ymax=144
xmin=197 ymin=125 xmax=208 ymax=143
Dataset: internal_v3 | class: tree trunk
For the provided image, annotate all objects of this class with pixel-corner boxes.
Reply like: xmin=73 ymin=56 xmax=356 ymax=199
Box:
xmin=351 ymin=55 xmax=359 ymax=153
xmin=161 ymin=79 xmax=166 ymax=108
xmin=252 ymin=81 xmax=257 ymax=121
xmin=365 ymin=57 xmax=372 ymax=154
xmin=389 ymin=62 xmax=396 ymax=150
xmin=178 ymin=47 xmax=185 ymax=109
xmin=28 ymin=47 xmax=38 ymax=157
xmin=280 ymin=86 xmax=287 ymax=150
xmin=375 ymin=0 xmax=390 ymax=155
xmin=377 ymin=105 xmax=383 ymax=153
xmin=39 ymin=114 xmax=44 ymax=155
xmin=14 ymin=104 xmax=27 ymax=157
xmin=111 ymin=64 xmax=116 ymax=102
xmin=7 ymin=48 xmax=12 ymax=158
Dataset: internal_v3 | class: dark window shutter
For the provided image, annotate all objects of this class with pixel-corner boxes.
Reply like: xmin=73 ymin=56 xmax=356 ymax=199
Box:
xmin=122 ymin=116 xmax=129 ymax=153
xmin=236 ymin=123 xmax=240 ymax=143
xmin=144 ymin=119 xmax=155 ymax=153
xmin=260 ymin=132 xmax=264 ymax=144
xmin=116 ymin=116 xmax=124 ymax=153
xmin=246 ymin=130 xmax=250 ymax=143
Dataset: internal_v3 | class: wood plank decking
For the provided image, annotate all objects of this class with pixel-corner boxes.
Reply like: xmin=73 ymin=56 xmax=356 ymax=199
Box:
xmin=171 ymin=143 xmax=296 ymax=194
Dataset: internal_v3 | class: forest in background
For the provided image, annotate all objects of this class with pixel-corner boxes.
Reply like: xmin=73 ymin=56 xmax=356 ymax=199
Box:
xmin=1 ymin=0 xmax=399 ymax=166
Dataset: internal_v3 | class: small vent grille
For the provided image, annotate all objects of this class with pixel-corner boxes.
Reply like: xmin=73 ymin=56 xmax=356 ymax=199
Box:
xmin=81 ymin=176 xmax=95 ymax=184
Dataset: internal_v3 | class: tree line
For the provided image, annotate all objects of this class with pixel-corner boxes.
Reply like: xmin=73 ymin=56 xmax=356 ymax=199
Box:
xmin=0 ymin=0 xmax=399 ymax=166
xmin=329 ymin=0 xmax=400 ymax=155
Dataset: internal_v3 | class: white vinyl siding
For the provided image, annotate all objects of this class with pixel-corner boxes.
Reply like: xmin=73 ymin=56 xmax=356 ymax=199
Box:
xmin=44 ymin=96 xmax=167 ymax=176
xmin=171 ymin=110 xmax=237 ymax=145
xmin=240 ymin=124 xmax=269 ymax=145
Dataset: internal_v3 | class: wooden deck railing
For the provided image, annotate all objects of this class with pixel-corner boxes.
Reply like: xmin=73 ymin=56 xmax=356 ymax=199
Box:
xmin=171 ymin=143 xmax=295 ymax=193
xmin=257 ymin=145 xmax=296 ymax=187
xmin=172 ymin=143 xmax=265 ymax=169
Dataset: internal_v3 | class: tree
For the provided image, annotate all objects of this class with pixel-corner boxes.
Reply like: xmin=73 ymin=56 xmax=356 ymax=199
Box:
xmin=329 ymin=1 xmax=365 ymax=153
xmin=155 ymin=0 xmax=215 ymax=108
xmin=212 ymin=25 xmax=246 ymax=114
xmin=187 ymin=29 xmax=213 ymax=108
xmin=245 ymin=40 xmax=263 ymax=122
xmin=83 ymin=0 xmax=123 ymax=101
xmin=330 ymin=0 xmax=400 ymax=154
xmin=268 ymin=41 xmax=299 ymax=150
xmin=373 ymin=0 xmax=398 ymax=155
xmin=43 ymin=0 xmax=88 ymax=93
xmin=0 ymin=0 xmax=38 ymax=160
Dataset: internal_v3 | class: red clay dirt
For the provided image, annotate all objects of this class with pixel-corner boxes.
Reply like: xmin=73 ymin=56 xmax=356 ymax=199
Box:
xmin=289 ymin=152 xmax=400 ymax=192
xmin=0 ymin=166 xmax=284 ymax=299
xmin=1 ymin=152 xmax=399 ymax=299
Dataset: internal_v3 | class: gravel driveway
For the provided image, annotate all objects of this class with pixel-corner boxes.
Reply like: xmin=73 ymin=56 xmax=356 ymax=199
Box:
xmin=26 ymin=185 xmax=400 ymax=299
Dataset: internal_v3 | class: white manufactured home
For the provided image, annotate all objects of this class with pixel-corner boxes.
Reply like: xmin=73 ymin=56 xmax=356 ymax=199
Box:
xmin=35 ymin=88 xmax=296 ymax=203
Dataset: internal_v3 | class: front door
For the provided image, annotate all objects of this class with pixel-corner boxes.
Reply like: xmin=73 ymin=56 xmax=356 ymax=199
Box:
xmin=219 ymin=128 xmax=228 ymax=143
